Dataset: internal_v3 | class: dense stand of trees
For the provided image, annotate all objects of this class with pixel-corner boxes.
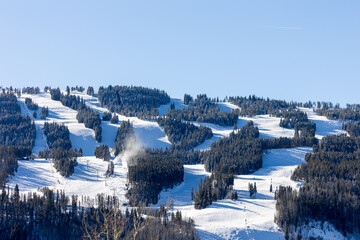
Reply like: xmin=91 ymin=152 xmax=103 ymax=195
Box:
xmin=157 ymin=117 xmax=213 ymax=150
xmin=22 ymin=87 xmax=40 ymax=95
xmin=70 ymin=86 xmax=85 ymax=92
xmin=229 ymin=95 xmax=299 ymax=116
xmin=193 ymin=120 xmax=319 ymax=210
xmin=43 ymin=122 xmax=72 ymax=150
xmin=94 ymin=145 xmax=110 ymax=161
xmin=102 ymin=111 xmax=112 ymax=121
xmin=49 ymin=88 xmax=102 ymax=142
xmin=87 ymin=86 xmax=94 ymax=96
xmin=343 ymin=122 xmax=360 ymax=137
xmin=279 ymin=110 xmax=308 ymax=129
xmin=76 ymin=107 xmax=102 ymax=142
xmin=316 ymin=102 xmax=360 ymax=120
xmin=166 ymin=94 xmax=238 ymax=126
xmin=193 ymin=173 xmax=234 ymax=209
xmin=0 ymin=93 xmax=36 ymax=187
xmin=114 ymin=120 xmax=135 ymax=156
xmin=0 ymin=187 xmax=197 ymax=239
xmin=0 ymin=147 xmax=20 ymax=187
xmin=24 ymin=98 xmax=38 ymax=111
xmin=127 ymin=150 xmax=184 ymax=205
xmin=41 ymin=122 xmax=79 ymax=177
xmin=203 ymin=121 xmax=262 ymax=175
xmin=275 ymin=134 xmax=360 ymax=239
xmin=0 ymin=93 xmax=36 ymax=148
xmin=98 ymin=85 xmax=170 ymax=119
xmin=50 ymin=88 xmax=61 ymax=101
xmin=262 ymin=136 xmax=318 ymax=150
xmin=40 ymin=106 xmax=49 ymax=119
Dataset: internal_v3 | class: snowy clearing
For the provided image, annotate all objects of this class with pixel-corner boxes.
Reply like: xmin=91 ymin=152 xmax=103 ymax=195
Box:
xmin=155 ymin=147 xmax=313 ymax=240
xmin=298 ymin=107 xmax=347 ymax=139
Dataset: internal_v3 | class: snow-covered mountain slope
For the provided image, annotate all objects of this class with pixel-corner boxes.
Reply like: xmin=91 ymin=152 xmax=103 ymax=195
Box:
xmin=71 ymin=91 xmax=172 ymax=150
xmin=158 ymin=98 xmax=188 ymax=116
xmin=19 ymin=92 xmax=101 ymax=156
xmin=18 ymin=99 xmax=48 ymax=155
xmin=216 ymin=102 xmax=241 ymax=112
xmin=10 ymin=94 xmax=351 ymax=240
xmin=9 ymin=155 xmax=128 ymax=201
xmin=155 ymin=148 xmax=312 ymax=240
xmin=298 ymin=107 xmax=347 ymax=139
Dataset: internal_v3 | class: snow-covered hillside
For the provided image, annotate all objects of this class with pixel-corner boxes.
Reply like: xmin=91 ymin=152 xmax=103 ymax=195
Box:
xmin=9 ymin=93 xmax=351 ymax=240
xmin=155 ymin=148 xmax=312 ymax=240
xmin=298 ymin=107 xmax=347 ymax=139
xmin=71 ymin=91 xmax=172 ymax=150
xmin=9 ymin=156 xmax=128 ymax=201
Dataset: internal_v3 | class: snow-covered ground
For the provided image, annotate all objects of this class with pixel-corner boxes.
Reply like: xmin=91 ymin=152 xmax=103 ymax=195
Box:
xmin=298 ymin=107 xmax=347 ymax=139
xmin=155 ymin=148 xmax=312 ymax=240
xmin=158 ymin=98 xmax=188 ymax=116
xmin=9 ymin=155 xmax=128 ymax=201
xmin=19 ymin=92 xmax=102 ymax=156
xmin=71 ymin=91 xmax=172 ymax=150
xmin=10 ymin=94 xmax=351 ymax=239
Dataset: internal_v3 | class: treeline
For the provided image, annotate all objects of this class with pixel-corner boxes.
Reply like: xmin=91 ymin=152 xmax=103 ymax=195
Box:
xmin=193 ymin=173 xmax=234 ymax=209
xmin=0 ymin=186 xmax=197 ymax=240
xmin=87 ymin=86 xmax=94 ymax=96
xmin=229 ymin=95 xmax=299 ymax=117
xmin=49 ymin=87 xmax=102 ymax=142
xmin=76 ymin=107 xmax=102 ymax=142
xmin=40 ymin=122 xmax=79 ymax=177
xmin=275 ymin=134 xmax=360 ymax=239
xmin=0 ymin=146 xmax=23 ymax=188
xmin=316 ymin=102 xmax=360 ymax=120
xmin=279 ymin=109 xmax=308 ymax=129
xmin=343 ymin=122 xmax=360 ymax=137
xmin=22 ymin=87 xmax=40 ymax=95
xmin=114 ymin=120 xmax=135 ymax=156
xmin=97 ymin=85 xmax=170 ymax=119
xmin=0 ymin=93 xmax=36 ymax=187
xmin=127 ymin=149 xmax=184 ymax=205
xmin=43 ymin=122 xmax=72 ymax=150
xmin=157 ymin=117 xmax=213 ymax=150
xmin=166 ymin=94 xmax=238 ymax=126
xmin=262 ymin=136 xmax=318 ymax=150
xmin=94 ymin=145 xmax=110 ymax=161
xmin=40 ymin=106 xmax=49 ymax=119
xmin=70 ymin=85 xmax=85 ymax=92
xmin=203 ymin=121 xmax=262 ymax=174
xmin=25 ymin=97 xmax=38 ymax=111
xmin=193 ymin=121 xmax=262 ymax=209
xmin=0 ymin=93 xmax=36 ymax=148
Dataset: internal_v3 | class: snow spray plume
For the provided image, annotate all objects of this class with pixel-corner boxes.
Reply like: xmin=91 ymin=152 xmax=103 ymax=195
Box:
xmin=120 ymin=135 xmax=144 ymax=167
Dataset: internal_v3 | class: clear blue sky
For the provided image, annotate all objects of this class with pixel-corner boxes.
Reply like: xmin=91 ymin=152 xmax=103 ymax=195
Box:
xmin=1 ymin=1 xmax=359 ymax=106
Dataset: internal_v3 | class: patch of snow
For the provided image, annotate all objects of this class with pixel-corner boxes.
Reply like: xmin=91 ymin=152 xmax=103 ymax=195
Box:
xmin=158 ymin=98 xmax=187 ymax=116
xmin=216 ymin=102 xmax=240 ymax=113
xmin=154 ymin=148 xmax=312 ymax=239
xmin=298 ymin=107 xmax=347 ymax=139
xmin=240 ymin=115 xmax=295 ymax=139
xmin=9 ymin=155 xmax=128 ymax=202
xmin=71 ymin=91 xmax=172 ymax=150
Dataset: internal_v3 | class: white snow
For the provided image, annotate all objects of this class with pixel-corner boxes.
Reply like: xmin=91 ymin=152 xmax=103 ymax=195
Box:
xmin=9 ymin=93 xmax=352 ymax=239
xmin=158 ymin=98 xmax=188 ymax=116
xmin=71 ymin=91 xmax=172 ymax=150
xmin=154 ymin=148 xmax=313 ymax=240
xmin=9 ymin=155 xmax=128 ymax=202
xmin=298 ymin=107 xmax=347 ymax=139
xmin=239 ymin=115 xmax=295 ymax=139
xmin=216 ymin=102 xmax=241 ymax=113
